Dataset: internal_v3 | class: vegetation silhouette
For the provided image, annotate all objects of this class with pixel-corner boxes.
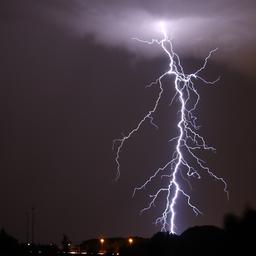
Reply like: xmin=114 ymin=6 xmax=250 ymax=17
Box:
xmin=1 ymin=207 xmax=256 ymax=255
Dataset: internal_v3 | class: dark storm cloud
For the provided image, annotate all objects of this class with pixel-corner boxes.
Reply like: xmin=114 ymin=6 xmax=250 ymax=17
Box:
xmin=2 ymin=0 xmax=255 ymax=74
xmin=26 ymin=0 xmax=255 ymax=75
xmin=85 ymin=0 xmax=256 ymax=76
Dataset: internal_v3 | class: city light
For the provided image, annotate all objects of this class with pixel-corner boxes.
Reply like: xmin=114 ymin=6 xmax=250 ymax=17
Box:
xmin=128 ymin=238 xmax=133 ymax=245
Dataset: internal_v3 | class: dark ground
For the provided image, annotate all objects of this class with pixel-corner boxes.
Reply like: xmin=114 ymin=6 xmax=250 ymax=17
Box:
xmin=1 ymin=207 xmax=256 ymax=256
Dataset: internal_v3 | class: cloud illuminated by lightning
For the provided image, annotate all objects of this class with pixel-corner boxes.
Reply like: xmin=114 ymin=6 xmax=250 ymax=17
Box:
xmin=113 ymin=21 xmax=228 ymax=234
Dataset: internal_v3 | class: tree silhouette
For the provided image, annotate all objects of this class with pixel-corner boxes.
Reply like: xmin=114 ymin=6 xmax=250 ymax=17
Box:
xmin=0 ymin=229 xmax=20 ymax=255
xmin=61 ymin=234 xmax=71 ymax=253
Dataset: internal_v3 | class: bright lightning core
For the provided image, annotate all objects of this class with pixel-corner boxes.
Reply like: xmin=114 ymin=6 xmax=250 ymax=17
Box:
xmin=113 ymin=23 xmax=228 ymax=234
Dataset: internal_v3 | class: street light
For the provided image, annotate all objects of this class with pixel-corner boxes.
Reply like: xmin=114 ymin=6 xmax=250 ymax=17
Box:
xmin=128 ymin=238 xmax=133 ymax=245
xmin=99 ymin=238 xmax=105 ymax=253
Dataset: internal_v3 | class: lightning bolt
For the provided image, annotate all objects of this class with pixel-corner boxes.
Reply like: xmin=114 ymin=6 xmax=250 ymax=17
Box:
xmin=113 ymin=22 xmax=228 ymax=234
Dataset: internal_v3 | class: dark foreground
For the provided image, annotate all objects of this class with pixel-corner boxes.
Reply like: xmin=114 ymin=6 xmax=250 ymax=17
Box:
xmin=1 ymin=208 xmax=256 ymax=256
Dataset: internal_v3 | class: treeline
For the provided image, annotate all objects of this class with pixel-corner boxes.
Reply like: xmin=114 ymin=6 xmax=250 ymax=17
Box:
xmin=0 ymin=229 xmax=59 ymax=256
xmin=120 ymin=207 xmax=256 ymax=255
xmin=1 ymin=207 xmax=256 ymax=255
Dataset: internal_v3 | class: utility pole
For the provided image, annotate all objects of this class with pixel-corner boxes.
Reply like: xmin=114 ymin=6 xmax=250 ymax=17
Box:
xmin=31 ymin=207 xmax=35 ymax=244
xmin=26 ymin=211 xmax=30 ymax=244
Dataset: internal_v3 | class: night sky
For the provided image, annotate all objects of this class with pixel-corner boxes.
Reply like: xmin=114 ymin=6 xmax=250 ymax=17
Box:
xmin=1 ymin=0 xmax=256 ymax=244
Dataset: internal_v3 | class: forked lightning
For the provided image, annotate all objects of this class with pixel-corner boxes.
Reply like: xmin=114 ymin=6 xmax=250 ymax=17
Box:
xmin=113 ymin=22 xmax=228 ymax=234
